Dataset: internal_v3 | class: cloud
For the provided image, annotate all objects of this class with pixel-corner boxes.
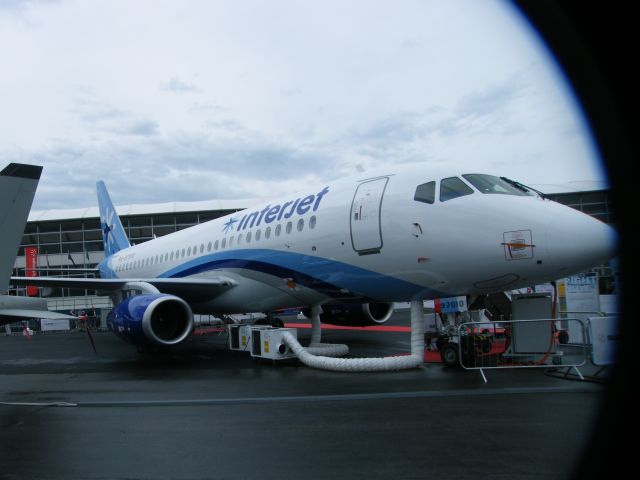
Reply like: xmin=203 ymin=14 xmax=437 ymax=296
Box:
xmin=160 ymin=77 xmax=201 ymax=93
xmin=189 ymin=103 xmax=226 ymax=113
xmin=0 ymin=0 xmax=59 ymax=13
xmin=455 ymin=77 xmax=523 ymax=119
xmin=72 ymin=96 xmax=159 ymax=137
xmin=112 ymin=119 xmax=159 ymax=136
xmin=1 ymin=0 xmax=605 ymax=213
xmin=15 ymin=125 xmax=340 ymax=211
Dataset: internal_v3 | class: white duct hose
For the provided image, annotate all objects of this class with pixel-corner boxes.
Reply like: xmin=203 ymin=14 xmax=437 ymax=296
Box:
xmin=306 ymin=304 xmax=350 ymax=357
xmin=284 ymin=300 xmax=425 ymax=372
xmin=310 ymin=305 xmax=323 ymax=345
xmin=305 ymin=343 xmax=350 ymax=357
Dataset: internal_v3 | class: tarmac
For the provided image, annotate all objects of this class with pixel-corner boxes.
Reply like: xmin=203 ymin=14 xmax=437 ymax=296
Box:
xmin=0 ymin=312 xmax=612 ymax=480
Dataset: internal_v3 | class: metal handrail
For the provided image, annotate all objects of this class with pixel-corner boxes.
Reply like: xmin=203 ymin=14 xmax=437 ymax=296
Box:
xmin=456 ymin=317 xmax=590 ymax=382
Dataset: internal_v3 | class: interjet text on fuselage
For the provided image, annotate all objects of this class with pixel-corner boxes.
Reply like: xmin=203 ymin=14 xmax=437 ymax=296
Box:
xmin=232 ymin=186 xmax=330 ymax=233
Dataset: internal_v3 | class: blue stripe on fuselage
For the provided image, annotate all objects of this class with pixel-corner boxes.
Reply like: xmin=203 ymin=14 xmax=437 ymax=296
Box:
xmin=158 ymin=249 xmax=444 ymax=301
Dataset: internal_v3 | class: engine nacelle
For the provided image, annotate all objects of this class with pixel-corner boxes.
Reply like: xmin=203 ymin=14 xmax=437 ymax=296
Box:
xmin=107 ymin=294 xmax=194 ymax=347
xmin=311 ymin=302 xmax=394 ymax=327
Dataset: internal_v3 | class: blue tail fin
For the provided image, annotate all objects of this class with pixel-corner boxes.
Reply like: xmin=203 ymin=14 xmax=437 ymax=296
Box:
xmin=97 ymin=181 xmax=130 ymax=257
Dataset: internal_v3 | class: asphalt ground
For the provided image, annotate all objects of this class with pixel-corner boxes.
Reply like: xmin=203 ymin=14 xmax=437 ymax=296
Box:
xmin=0 ymin=312 xmax=611 ymax=480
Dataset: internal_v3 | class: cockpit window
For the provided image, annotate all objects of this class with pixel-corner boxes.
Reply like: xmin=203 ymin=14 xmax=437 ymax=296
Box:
xmin=440 ymin=177 xmax=474 ymax=202
xmin=414 ymin=181 xmax=436 ymax=204
xmin=462 ymin=174 xmax=535 ymax=196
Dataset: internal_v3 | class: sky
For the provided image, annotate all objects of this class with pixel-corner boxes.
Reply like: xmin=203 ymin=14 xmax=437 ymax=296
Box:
xmin=0 ymin=0 xmax=608 ymax=211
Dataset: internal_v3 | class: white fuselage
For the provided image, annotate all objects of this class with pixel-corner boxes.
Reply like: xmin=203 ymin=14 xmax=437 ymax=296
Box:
xmin=99 ymin=168 xmax=615 ymax=314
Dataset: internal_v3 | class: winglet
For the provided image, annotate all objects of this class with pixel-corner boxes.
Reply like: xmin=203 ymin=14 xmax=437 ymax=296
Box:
xmin=1 ymin=163 xmax=42 ymax=180
xmin=96 ymin=181 xmax=130 ymax=257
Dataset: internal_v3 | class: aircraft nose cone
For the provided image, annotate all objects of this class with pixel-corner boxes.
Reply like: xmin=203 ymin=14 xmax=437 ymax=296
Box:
xmin=546 ymin=205 xmax=617 ymax=277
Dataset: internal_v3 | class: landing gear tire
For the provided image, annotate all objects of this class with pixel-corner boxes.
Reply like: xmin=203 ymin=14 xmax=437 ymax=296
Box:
xmin=440 ymin=342 xmax=460 ymax=367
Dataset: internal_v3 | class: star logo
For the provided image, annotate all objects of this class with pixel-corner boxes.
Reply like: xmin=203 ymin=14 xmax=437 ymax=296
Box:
xmin=101 ymin=208 xmax=116 ymax=247
xmin=222 ymin=217 xmax=239 ymax=234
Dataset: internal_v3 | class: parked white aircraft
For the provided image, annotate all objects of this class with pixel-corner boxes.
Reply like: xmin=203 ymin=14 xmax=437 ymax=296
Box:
xmin=0 ymin=163 xmax=76 ymax=325
xmin=11 ymin=167 xmax=616 ymax=347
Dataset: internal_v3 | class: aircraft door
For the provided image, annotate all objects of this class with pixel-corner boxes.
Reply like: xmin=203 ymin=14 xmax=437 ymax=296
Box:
xmin=350 ymin=177 xmax=389 ymax=255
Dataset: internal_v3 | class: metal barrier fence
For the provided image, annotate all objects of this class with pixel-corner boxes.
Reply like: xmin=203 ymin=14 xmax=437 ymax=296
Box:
xmin=456 ymin=318 xmax=589 ymax=383
xmin=46 ymin=296 xmax=113 ymax=312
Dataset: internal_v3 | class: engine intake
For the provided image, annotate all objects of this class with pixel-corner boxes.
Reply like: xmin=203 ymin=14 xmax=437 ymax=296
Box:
xmin=107 ymin=294 xmax=194 ymax=347
xmin=311 ymin=302 xmax=394 ymax=327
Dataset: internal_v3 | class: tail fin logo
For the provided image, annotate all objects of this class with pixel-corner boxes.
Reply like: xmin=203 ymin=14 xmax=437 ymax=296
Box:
xmin=101 ymin=208 xmax=116 ymax=249
xmin=96 ymin=181 xmax=131 ymax=256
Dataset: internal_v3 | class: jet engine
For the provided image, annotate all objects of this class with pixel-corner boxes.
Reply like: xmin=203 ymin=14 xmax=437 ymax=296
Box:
xmin=107 ymin=294 xmax=194 ymax=347
xmin=307 ymin=302 xmax=394 ymax=327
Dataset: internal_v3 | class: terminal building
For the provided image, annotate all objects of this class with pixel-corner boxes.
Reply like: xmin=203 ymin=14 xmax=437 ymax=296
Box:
xmin=8 ymin=185 xmax=617 ymax=319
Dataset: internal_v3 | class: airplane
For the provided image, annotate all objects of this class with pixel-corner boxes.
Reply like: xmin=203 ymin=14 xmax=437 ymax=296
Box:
xmin=0 ymin=163 xmax=76 ymax=326
xmin=11 ymin=166 xmax=616 ymax=351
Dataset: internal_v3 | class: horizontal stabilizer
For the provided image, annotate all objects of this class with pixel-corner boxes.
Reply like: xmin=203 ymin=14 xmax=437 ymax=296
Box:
xmin=0 ymin=294 xmax=77 ymax=325
xmin=0 ymin=309 xmax=77 ymax=326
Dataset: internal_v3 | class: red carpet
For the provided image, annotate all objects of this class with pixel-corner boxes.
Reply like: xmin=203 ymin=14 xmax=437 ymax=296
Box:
xmin=284 ymin=322 xmax=411 ymax=332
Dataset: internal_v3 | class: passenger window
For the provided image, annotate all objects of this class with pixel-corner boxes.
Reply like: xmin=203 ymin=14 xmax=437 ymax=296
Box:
xmin=275 ymin=224 xmax=282 ymax=237
xmin=246 ymin=231 xmax=252 ymax=243
xmin=265 ymin=226 xmax=271 ymax=239
xmin=440 ymin=177 xmax=474 ymax=202
xmin=255 ymin=229 xmax=261 ymax=241
xmin=309 ymin=216 xmax=317 ymax=229
xmin=286 ymin=221 xmax=292 ymax=234
xmin=297 ymin=218 xmax=304 ymax=232
xmin=414 ymin=181 xmax=436 ymax=204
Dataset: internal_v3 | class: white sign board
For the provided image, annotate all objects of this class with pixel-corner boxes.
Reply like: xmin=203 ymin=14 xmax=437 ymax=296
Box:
xmin=564 ymin=274 xmax=600 ymax=343
xmin=41 ymin=319 xmax=71 ymax=332
xmin=436 ymin=296 xmax=468 ymax=313
xmin=565 ymin=275 xmax=600 ymax=312
xmin=589 ymin=316 xmax=618 ymax=366
xmin=598 ymin=295 xmax=618 ymax=315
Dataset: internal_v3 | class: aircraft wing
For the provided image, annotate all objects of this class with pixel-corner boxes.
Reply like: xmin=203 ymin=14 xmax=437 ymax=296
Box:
xmin=10 ymin=275 xmax=238 ymax=303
